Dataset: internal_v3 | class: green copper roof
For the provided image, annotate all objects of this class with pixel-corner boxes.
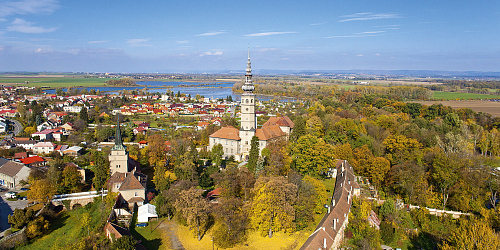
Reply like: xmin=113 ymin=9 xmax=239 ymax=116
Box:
xmin=112 ymin=114 xmax=126 ymax=151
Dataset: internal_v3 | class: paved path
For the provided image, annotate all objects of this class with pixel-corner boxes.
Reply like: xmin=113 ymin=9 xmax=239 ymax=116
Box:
xmin=158 ymin=220 xmax=185 ymax=250
xmin=0 ymin=195 xmax=29 ymax=235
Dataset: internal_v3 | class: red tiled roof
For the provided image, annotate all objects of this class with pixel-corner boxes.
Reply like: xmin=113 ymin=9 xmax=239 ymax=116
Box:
xmin=19 ymin=156 xmax=45 ymax=165
xmin=210 ymin=126 xmax=241 ymax=140
xmin=255 ymin=125 xmax=285 ymax=141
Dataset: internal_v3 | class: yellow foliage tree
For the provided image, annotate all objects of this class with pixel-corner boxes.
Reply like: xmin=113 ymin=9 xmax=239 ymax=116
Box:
xmin=303 ymin=175 xmax=328 ymax=214
xmin=27 ymin=179 xmax=56 ymax=204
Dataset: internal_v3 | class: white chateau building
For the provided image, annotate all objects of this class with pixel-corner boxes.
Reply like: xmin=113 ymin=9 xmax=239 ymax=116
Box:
xmin=209 ymin=51 xmax=294 ymax=161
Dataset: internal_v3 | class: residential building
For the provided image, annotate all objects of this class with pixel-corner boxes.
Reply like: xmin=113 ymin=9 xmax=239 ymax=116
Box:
xmin=0 ymin=161 xmax=30 ymax=189
xmin=32 ymin=142 xmax=56 ymax=155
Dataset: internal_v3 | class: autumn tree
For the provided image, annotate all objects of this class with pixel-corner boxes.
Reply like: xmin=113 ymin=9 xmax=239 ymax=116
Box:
xmin=365 ymin=157 xmax=391 ymax=188
xmin=148 ymin=133 xmax=167 ymax=167
xmin=440 ymin=218 xmax=500 ymax=250
xmin=174 ymin=151 xmax=197 ymax=181
xmin=25 ymin=216 xmax=50 ymax=239
xmin=24 ymin=126 xmax=36 ymax=136
xmin=431 ymin=152 xmax=460 ymax=210
xmin=212 ymin=197 xmax=248 ymax=248
xmin=28 ymin=179 xmax=56 ymax=204
xmin=62 ymin=165 xmax=83 ymax=193
xmin=174 ymin=187 xmax=210 ymax=241
xmin=306 ymin=116 xmax=324 ymax=137
xmin=250 ymin=176 xmax=297 ymax=237
xmin=383 ymin=134 xmax=422 ymax=165
xmin=8 ymin=208 xmax=35 ymax=229
xmin=289 ymin=134 xmax=335 ymax=178
xmin=264 ymin=138 xmax=290 ymax=176
xmin=92 ymin=151 xmax=109 ymax=191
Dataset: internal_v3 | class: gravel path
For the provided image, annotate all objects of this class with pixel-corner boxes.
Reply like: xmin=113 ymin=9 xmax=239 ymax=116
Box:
xmin=158 ymin=220 xmax=185 ymax=250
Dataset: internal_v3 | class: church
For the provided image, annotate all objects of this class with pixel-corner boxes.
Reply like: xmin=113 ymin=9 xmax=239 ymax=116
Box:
xmin=208 ymin=51 xmax=294 ymax=161
xmin=108 ymin=118 xmax=148 ymax=207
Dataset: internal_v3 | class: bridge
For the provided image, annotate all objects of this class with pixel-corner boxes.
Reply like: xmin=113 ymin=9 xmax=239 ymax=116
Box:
xmin=51 ymin=190 xmax=108 ymax=209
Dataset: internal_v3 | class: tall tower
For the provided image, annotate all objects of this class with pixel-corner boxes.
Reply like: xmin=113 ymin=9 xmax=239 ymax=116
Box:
xmin=239 ymin=48 xmax=256 ymax=158
xmin=109 ymin=115 xmax=129 ymax=175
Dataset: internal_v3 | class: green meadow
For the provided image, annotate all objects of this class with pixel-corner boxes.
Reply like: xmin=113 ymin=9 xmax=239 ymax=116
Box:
xmin=0 ymin=76 xmax=108 ymax=88
xmin=432 ymin=91 xmax=500 ymax=100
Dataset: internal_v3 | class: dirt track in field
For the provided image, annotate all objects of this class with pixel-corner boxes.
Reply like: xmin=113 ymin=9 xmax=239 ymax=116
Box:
xmin=415 ymin=100 xmax=500 ymax=117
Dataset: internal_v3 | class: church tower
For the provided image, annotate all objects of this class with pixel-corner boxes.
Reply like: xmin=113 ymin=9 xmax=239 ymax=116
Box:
xmin=109 ymin=115 xmax=129 ymax=175
xmin=239 ymin=48 xmax=256 ymax=158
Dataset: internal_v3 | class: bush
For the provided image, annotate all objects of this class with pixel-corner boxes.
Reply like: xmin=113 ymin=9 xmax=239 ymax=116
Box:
xmin=380 ymin=220 xmax=395 ymax=244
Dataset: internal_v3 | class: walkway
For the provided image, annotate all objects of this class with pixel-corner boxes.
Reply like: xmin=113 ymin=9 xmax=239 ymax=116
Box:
xmin=158 ymin=220 xmax=185 ymax=250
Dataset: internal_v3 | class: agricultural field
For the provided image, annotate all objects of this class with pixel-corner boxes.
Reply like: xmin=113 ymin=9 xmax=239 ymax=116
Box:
xmin=432 ymin=91 xmax=500 ymax=100
xmin=416 ymin=100 xmax=500 ymax=117
xmin=0 ymin=75 xmax=108 ymax=88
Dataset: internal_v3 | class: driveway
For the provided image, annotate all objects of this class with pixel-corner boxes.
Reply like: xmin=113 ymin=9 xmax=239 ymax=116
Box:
xmin=0 ymin=195 xmax=29 ymax=232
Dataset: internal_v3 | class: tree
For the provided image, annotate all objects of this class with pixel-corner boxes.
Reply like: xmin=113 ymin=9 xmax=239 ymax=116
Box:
xmin=112 ymin=235 xmax=136 ymax=250
xmin=289 ymin=134 xmax=335 ymax=178
xmin=62 ymin=165 xmax=83 ymax=193
xmin=8 ymin=208 xmax=35 ymax=229
xmin=265 ymin=138 xmax=291 ymax=176
xmin=441 ymin=218 xmax=500 ymax=250
xmin=24 ymin=126 xmax=36 ymax=136
xmin=174 ymin=152 xmax=197 ymax=181
xmin=365 ymin=157 xmax=391 ymax=188
xmin=174 ymin=187 xmax=210 ymax=241
xmin=28 ymin=179 xmax=56 ymax=204
xmin=212 ymin=197 xmax=248 ymax=248
xmin=249 ymin=176 xmax=297 ymax=237
xmin=302 ymin=175 xmax=327 ymax=214
xmin=306 ymin=116 xmax=324 ymax=137
xmin=92 ymin=152 xmax=109 ymax=191
xmin=211 ymin=143 xmax=223 ymax=167
xmin=383 ymin=134 xmax=422 ymax=165
xmin=431 ymin=152 xmax=460 ymax=210
xmin=247 ymin=136 xmax=259 ymax=174
xmin=79 ymin=107 xmax=88 ymax=123
xmin=25 ymin=216 xmax=49 ymax=239
xmin=148 ymin=134 xmax=167 ymax=167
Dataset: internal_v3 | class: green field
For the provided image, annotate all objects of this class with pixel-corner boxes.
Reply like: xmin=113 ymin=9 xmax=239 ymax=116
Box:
xmin=432 ymin=91 xmax=500 ymax=100
xmin=0 ymin=76 xmax=108 ymax=88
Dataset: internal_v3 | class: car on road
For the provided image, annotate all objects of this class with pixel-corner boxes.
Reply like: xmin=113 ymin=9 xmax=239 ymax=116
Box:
xmin=20 ymin=188 xmax=29 ymax=191
xmin=5 ymin=191 xmax=16 ymax=199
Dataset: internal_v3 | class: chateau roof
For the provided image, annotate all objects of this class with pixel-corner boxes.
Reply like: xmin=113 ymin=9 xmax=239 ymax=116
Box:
xmin=255 ymin=125 xmax=285 ymax=141
xmin=210 ymin=126 xmax=241 ymax=141
xmin=263 ymin=116 xmax=295 ymax=128
xmin=119 ymin=172 xmax=147 ymax=191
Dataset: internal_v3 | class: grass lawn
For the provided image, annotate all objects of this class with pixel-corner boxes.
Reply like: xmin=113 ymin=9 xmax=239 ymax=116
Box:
xmin=17 ymin=210 xmax=79 ymax=250
xmin=0 ymin=76 xmax=107 ymax=88
xmin=175 ymin=223 xmax=309 ymax=250
xmin=131 ymin=220 xmax=167 ymax=250
xmin=129 ymin=207 xmax=167 ymax=250
xmin=322 ymin=178 xmax=336 ymax=206
xmin=432 ymin=91 xmax=500 ymax=100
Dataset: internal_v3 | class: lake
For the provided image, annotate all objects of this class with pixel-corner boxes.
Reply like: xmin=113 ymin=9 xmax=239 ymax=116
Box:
xmin=43 ymin=81 xmax=299 ymax=102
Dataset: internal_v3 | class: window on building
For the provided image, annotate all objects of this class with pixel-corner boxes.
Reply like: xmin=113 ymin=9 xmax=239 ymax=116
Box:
xmin=231 ymin=149 xmax=233 ymax=153
xmin=134 ymin=192 xmax=138 ymax=196
xmin=246 ymin=99 xmax=249 ymax=103
xmin=231 ymin=141 xmax=233 ymax=146
xmin=245 ymin=141 xmax=248 ymax=145
xmin=251 ymin=99 xmax=253 ymax=103
xmin=226 ymin=140 xmax=228 ymax=145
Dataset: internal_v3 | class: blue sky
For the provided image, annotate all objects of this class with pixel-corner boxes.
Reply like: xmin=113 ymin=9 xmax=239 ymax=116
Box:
xmin=0 ymin=0 xmax=498 ymax=72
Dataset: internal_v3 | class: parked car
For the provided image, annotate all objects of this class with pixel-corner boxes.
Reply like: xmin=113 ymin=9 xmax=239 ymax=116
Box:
xmin=5 ymin=191 xmax=16 ymax=199
xmin=20 ymin=188 xmax=29 ymax=191
xmin=136 ymin=223 xmax=148 ymax=228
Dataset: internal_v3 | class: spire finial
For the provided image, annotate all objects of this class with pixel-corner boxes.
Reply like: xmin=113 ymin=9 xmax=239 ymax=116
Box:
xmin=248 ymin=45 xmax=250 ymax=59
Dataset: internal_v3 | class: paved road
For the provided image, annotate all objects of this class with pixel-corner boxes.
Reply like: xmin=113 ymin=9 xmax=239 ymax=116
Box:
xmin=10 ymin=119 xmax=22 ymax=136
xmin=0 ymin=195 xmax=29 ymax=232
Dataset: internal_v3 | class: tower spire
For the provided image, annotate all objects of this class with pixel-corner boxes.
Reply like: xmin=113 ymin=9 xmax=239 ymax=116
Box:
xmin=112 ymin=114 xmax=125 ymax=151
xmin=242 ymin=46 xmax=254 ymax=92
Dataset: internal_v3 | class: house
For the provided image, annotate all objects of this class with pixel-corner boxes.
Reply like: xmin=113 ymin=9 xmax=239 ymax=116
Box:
xmin=138 ymin=140 xmax=148 ymax=149
xmin=63 ymin=105 xmax=83 ymax=113
xmin=32 ymin=142 xmax=56 ymax=155
xmin=104 ymin=222 xmax=132 ymax=242
xmin=0 ymin=161 xmax=30 ymax=189
xmin=137 ymin=204 xmax=158 ymax=223
xmin=37 ymin=120 xmax=58 ymax=132
xmin=14 ymin=152 xmax=27 ymax=159
xmin=63 ymin=146 xmax=83 ymax=156
xmin=12 ymin=139 xmax=37 ymax=151
xmin=31 ymin=130 xmax=53 ymax=141
xmin=19 ymin=156 xmax=46 ymax=167
xmin=0 ymin=121 xmax=7 ymax=133
xmin=108 ymin=170 xmax=148 ymax=207
xmin=133 ymin=127 xmax=147 ymax=135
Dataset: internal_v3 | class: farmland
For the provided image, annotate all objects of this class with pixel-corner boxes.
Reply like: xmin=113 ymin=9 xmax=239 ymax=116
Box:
xmin=432 ymin=91 xmax=500 ymax=100
xmin=0 ymin=75 xmax=107 ymax=88
xmin=416 ymin=100 xmax=500 ymax=117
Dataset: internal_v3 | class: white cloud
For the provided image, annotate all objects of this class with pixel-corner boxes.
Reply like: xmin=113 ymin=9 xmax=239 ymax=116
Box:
xmin=374 ymin=53 xmax=380 ymax=56
xmin=356 ymin=54 xmax=363 ymax=57
xmin=88 ymin=40 xmax=110 ymax=44
xmin=7 ymin=18 xmax=57 ymax=33
xmin=244 ymin=31 xmax=298 ymax=37
xmin=355 ymin=31 xmax=385 ymax=34
xmin=0 ymin=0 xmax=59 ymax=17
xmin=339 ymin=13 xmax=401 ymax=22
xmin=126 ymin=38 xmax=152 ymax=47
xmin=195 ymin=30 xmax=226 ymax=36
xmin=34 ymin=47 xmax=53 ymax=53
xmin=199 ymin=51 xmax=223 ymax=56
xmin=310 ymin=22 xmax=328 ymax=26
xmin=258 ymin=48 xmax=280 ymax=52
xmin=176 ymin=40 xmax=189 ymax=44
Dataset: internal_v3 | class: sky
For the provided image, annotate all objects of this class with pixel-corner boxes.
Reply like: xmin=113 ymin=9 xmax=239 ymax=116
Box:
xmin=0 ymin=0 xmax=498 ymax=73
